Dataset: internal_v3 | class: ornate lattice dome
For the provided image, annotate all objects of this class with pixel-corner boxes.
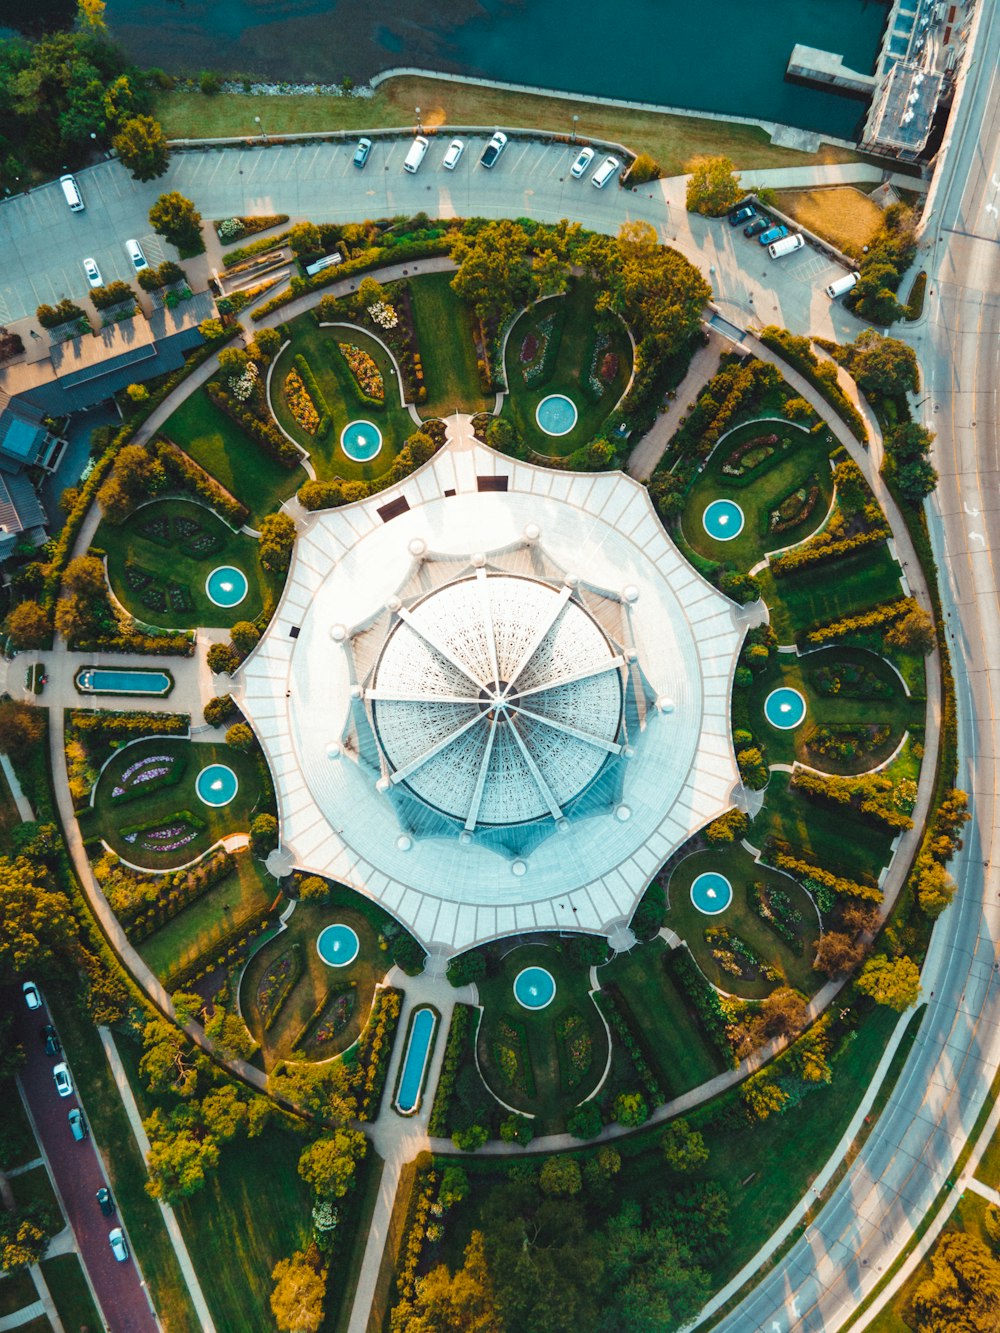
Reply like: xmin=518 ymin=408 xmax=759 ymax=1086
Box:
xmin=368 ymin=572 xmax=624 ymax=828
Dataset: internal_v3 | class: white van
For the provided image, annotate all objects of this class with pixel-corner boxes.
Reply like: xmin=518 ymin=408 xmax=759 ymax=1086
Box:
xmin=591 ymin=155 xmax=621 ymax=189
xmin=60 ymin=174 xmax=85 ymax=213
xmin=826 ymin=271 xmax=860 ymax=299
xmin=403 ymin=136 xmax=429 ymax=174
xmin=768 ymin=233 xmax=805 ymax=259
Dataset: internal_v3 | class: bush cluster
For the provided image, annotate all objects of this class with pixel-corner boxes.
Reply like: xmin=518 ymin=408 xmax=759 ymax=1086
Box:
xmin=122 ymin=849 xmax=235 ymax=939
xmin=790 ymin=769 xmax=913 ymax=831
xmin=349 ymin=987 xmax=403 ymax=1120
xmin=804 ymin=596 xmax=918 ymax=646
xmin=757 ymin=326 xmax=867 ymax=442
xmin=664 ymin=947 xmax=735 ymax=1065
xmin=599 ymin=984 xmax=665 ymax=1105
xmin=297 ymin=430 xmax=442 ymax=510
xmin=427 ymin=1003 xmax=474 ymax=1137
xmin=770 ymin=849 xmax=882 ymax=904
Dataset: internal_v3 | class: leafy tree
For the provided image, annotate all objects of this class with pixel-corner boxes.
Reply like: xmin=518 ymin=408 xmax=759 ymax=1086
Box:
xmin=199 ymin=1083 xmax=249 ymax=1141
xmin=207 ymin=643 xmax=240 ymax=675
xmin=0 ymin=700 xmax=45 ymax=758
xmin=499 ymin=1114 xmax=534 ymax=1145
xmin=485 ymin=416 xmax=521 ymax=457
xmin=452 ymin=1123 xmax=488 ymax=1152
xmin=203 ymin=1010 xmax=257 ymax=1061
xmin=564 ymin=933 xmax=608 ymax=967
xmin=625 ymin=153 xmax=662 ymax=187
xmin=719 ymin=570 xmax=761 ymax=604
xmin=96 ymin=443 xmax=165 ymax=522
xmin=90 ymin=280 xmax=136 ymax=312
xmin=391 ymin=1230 xmax=501 ymax=1333
xmin=704 ymin=808 xmax=748 ymax=844
xmin=846 ymin=329 xmax=919 ymax=398
xmin=37 ymin=298 xmax=87 ymax=330
xmin=662 ymin=1119 xmax=709 ymax=1173
xmin=149 ymin=191 xmax=204 ymax=254
xmin=742 ymin=1070 xmax=788 ymax=1121
xmin=599 ymin=221 xmax=710 ymax=352
xmin=813 ymin=931 xmax=865 ymax=978
xmin=259 ymin=512 xmax=296 ymax=573
xmin=230 ymin=620 xmax=260 ymax=655
xmin=0 ymin=856 xmax=74 ymax=977
xmin=631 ymin=881 xmax=666 ymax=940
xmin=451 ymin=219 xmax=536 ymax=325
xmin=250 ymin=813 xmax=279 ymax=858
xmin=77 ymin=0 xmax=109 ymax=32
xmin=203 ymin=694 xmax=236 ymax=727
xmin=446 ymin=949 xmax=486 ymax=987
xmin=144 ymin=1107 xmax=219 ymax=1204
xmin=886 ymin=605 xmax=936 ymax=654
xmin=916 ymin=858 xmax=957 ymax=918
xmin=225 ymin=722 xmax=254 ymax=751
xmin=270 ymin=1250 xmax=326 ymax=1333
xmin=600 ymin=1198 xmax=710 ymax=1331
xmin=0 ymin=1217 xmax=51 ymax=1271
xmin=140 ymin=1017 xmax=199 ymax=1097
xmin=567 ymin=1102 xmax=603 ymax=1139
xmin=685 ymin=156 xmax=742 ymax=216
xmin=54 ymin=593 xmax=97 ymax=643
xmin=737 ymin=746 xmax=769 ymax=790
xmin=5 ymin=600 xmax=51 ymax=649
xmin=269 ymin=1058 xmax=356 ymax=1123
xmin=250 ymin=327 xmax=283 ymax=362
xmin=62 ymin=554 xmax=105 ymax=597
xmin=613 ymin=1092 xmax=648 ymax=1127
xmin=288 ymin=222 xmax=322 ymax=260
xmin=531 ymin=248 xmax=570 ymax=300
xmin=856 ymin=954 xmax=921 ymax=1011
xmin=910 ymin=1231 xmax=1000 ymax=1331
xmin=583 ymin=1146 xmax=621 ymax=1191
xmin=539 ymin=1155 xmax=582 ymax=1196
xmin=113 ymin=114 xmax=169 ymax=180
xmin=297 ymin=1129 xmax=368 ymax=1199
xmin=438 ymin=1165 xmax=470 ymax=1210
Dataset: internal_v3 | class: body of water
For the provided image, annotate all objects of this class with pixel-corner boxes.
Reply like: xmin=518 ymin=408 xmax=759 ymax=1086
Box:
xmin=98 ymin=0 xmax=888 ymax=137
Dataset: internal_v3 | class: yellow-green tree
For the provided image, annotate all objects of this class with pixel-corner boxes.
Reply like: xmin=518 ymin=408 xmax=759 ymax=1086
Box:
xmin=0 ymin=856 xmax=74 ymax=976
xmin=297 ymin=1129 xmax=368 ymax=1199
xmin=270 ymin=1250 xmax=327 ymax=1333
xmin=113 ymin=115 xmax=170 ymax=182
xmin=910 ymin=1232 xmax=1000 ymax=1331
xmin=685 ymin=156 xmax=743 ymax=217
xmin=391 ymin=1231 xmax=502 ymax=1333
xmin=856 ymin=954 xmax=921 ymax=1011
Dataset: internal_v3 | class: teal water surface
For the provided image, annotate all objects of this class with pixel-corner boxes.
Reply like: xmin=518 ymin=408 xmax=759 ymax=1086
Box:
xmin=76 ymin=668 xmax=171 ymax=695
xmin=102 ymin=0 xmax=887 ymax=137
xmin=396 ymin=1007 xmax=436 ymax=1113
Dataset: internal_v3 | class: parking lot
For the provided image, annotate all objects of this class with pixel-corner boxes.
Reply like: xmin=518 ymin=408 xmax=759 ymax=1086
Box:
xmin=0 ymin=133 xmax=848 ymax=335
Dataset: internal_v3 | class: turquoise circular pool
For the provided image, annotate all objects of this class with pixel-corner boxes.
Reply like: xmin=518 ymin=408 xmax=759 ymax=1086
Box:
xmin=316 ymin=923 xmax=360 ymax=967
xmin=702 ymin=499 xmax=745 ymax=541
xmin=690 ymin=871 xmax=734 ymax=915
xmin=764 ymin=687 xmax=807 ymax=730
xmin=535 ymin=394 xmax=578 ymax=437
xmin=195 ymin=764 xmax=239 ymax=807
xmin=341 ymin=419 xmax=383 ymax=462
xmin=513 ymin=966 xmax=556 ymax=1010
xmin=205 ymin=566 xmax=248 ymax=608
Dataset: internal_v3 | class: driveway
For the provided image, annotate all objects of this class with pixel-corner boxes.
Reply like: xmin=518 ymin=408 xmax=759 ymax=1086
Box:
xmin=12 ymin=987 xmax=158 ymax=1333
xmin=0 ymin=134 xmax=856 ymax=336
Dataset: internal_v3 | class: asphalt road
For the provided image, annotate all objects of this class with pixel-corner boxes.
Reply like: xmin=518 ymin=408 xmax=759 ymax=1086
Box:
xmin=0 ymin=133 xmax=849 ymax=333
xmin=12 ymin=988 xmax=158 ymax=1333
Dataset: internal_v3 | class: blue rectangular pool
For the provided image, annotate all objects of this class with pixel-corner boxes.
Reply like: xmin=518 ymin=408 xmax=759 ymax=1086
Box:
xmin=395 ymin=1007 xmax=437 ymax=1115
xmin=75 ymin=667 xmax=172 ymax=697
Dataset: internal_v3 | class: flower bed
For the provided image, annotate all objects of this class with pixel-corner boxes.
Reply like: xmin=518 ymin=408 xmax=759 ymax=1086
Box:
xmin=283 ymin=368 xmax=320 ymax=435
xmin=294 ymin=982 xmax=358 ymax=1058
xmin=584 ymin=330 xmax=618 ymax=402
xmin=119 ymin=809 xmax=206 ymax=855
xmin=805 ymin=722 xmax=892 ymax=763
xmin=427 ymin=1003 xmax=474 ymax=1137
xmin=769 ymin=480 xmax=822 ymax=534
xmin=721 ymin=433 xmax=780 ymax=478
xmin=256 ymin=944 xmax=303 ymax=1030
xmin=556 ymin=1009 xmax=593 ymax=1089
xmin=705 ymin=925 xmax=780 ymax=983
xmin=749 ymin=881 xmax=803 ymax=952
xmin=110 ymin=751 xmax=186 ymax=805
xmin=337 ymin=342 xmax=384 ymax=403
xmin=519 ymin=312 xmax=557 ymax=388
xmin=809 ymin=659 xmax=894 ymax=699
xmin=492 ymin=1016 xmax=534 ymax=1097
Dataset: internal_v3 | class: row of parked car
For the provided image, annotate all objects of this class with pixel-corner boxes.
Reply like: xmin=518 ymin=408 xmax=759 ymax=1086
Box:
xmin=22 ymin=980 xmax=127 ymax=1260
xmin=727 ymin=201 xmax=860 ymax=298
xmin=353 ymin=132 xmax=622 ymax=187
xmin=81 ymin=238 xmax=149 ymax=291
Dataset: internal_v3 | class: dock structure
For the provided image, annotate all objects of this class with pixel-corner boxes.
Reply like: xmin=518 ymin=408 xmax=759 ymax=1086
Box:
xmin=786 ymin=0 xmax=974 ymax=161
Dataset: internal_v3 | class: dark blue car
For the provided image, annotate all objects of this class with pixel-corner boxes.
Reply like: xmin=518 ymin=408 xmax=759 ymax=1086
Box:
xmin=729 ymin=204 xmax=755 ymax=226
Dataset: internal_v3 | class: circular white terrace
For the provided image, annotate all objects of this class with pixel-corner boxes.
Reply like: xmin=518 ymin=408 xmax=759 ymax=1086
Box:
xmin=236 ymin=435 xmax=744 ymax=956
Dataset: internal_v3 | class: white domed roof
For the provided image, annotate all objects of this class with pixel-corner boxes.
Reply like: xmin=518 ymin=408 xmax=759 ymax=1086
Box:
xmin=368 ymin=573 xmax=623 ymax=827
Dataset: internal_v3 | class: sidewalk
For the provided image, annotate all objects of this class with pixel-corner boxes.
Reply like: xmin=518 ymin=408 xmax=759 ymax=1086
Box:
xmin=626 ymin=329 xmax=727 ymax=480
xmin=99 ymin=1028 xmax=217 ymax=1333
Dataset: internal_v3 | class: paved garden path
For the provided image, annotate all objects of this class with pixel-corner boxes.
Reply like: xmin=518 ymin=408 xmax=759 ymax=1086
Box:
xmin=626 ymin=328 xmax=727 ymax=480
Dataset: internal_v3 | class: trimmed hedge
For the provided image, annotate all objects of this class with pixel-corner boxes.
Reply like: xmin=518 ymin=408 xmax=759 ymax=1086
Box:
xmin=757 ymin=326 xmax=867 ymax=443
xmin=770 ymin=524 xmax=890 ymax=576
xmin=598 ymin=984 xmax=666 ymax=1105
xmin=292 ymin=353 xmax=332 ymax=438
xmin=156 ymin=440 xmax=249 ymax=528
xmin=126 ymin=848 xmax=235 ymax=942
xmin=349 ymin=986 xmax=403 ymax=1121
xmin=427 ymin=1002 xmax=473 ymax=1137
xmin=663 ymin=946 xmax=734 ymax=1066
xmin=804 ymin=596 xmax=917 ymax=646
xmin=769 ymin=850 xmax=882 ymax=904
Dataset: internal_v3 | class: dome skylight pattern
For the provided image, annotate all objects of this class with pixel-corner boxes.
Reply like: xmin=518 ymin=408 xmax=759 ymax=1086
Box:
xmin=367 ymin=572 xmax=625 ymax=828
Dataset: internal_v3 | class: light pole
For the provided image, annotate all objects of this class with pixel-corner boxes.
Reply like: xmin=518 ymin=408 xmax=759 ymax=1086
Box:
xmin=254 ymin=115 xmax=269 ymax=144
xmin=571 ymin=114 xmax=579 ymax=143
xmin=415 ymin=106 xmax=423 ymax=135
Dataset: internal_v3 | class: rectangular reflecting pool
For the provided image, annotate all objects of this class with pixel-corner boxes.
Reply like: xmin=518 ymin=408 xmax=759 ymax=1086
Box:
xmin=395 ymin=1006 xmax=438 ymax=1116
xmin=75 ymin=667 xmax=173 ymax=696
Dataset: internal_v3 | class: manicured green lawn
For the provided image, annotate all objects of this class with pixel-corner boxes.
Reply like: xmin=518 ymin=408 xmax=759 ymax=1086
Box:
xmin=97 ymin=498 xmax=280 ymax=630
xmin=138 ymin=851 xmax=276 ymax=984
xmin=92 ymin=738 xmax=262 ymax=871
xmin=757 ymin=542 xmax=904 ymax=643
xmin=270 ymin=317 xmax=413 ymax=482
xmin=407 ymin=272 xmax=493 ymax=418
xmin=0 ymin=1077 xmax=38 ymax=1170
xmin=11 ymin=1164 xmax=59 ymax=1216
xmin=599 ymin=937 xmax=727 ymax=1092
xmin=501 ymin=279 xmax=632 ymax=457
xmin=0 ymin=1271 xmax=37 ymax=1318
xmin=754 ymin=769 xmax=895 ymax=887
xmin=162 ymin=387 xmax=304 ymax=524
xmin=681 ymin=419 xmax=835 ymax=570
xmin=240 ymin=895 xmax=390 ymax=1071
xmin=739 ymin=644 xmax=923 ymax=774
xmin=666 ymin=845 xmax=821 ymax=998
xmin=42 ymin=1255 xmax=101 ymax=1332
xmin=476 ymin=939 xmax=609 ymax=1129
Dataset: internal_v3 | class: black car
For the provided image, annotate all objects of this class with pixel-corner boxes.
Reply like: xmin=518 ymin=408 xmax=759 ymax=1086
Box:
xmin=744 ymin=216 xmax=771 ymax=238
xmin=41 ymin=1024 xmax=60 ymax=1057
xmin=96 ymin=1188 xmax=114 ymax=1216
xmin=729 ymin=204 xmax=755 ymax=226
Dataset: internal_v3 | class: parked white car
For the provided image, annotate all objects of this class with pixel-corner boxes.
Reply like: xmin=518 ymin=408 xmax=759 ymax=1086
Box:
xmin=53 ymin=1063 xmax=73 ymax=1097
xmin=591 ymin=155 xmax=621 ymax=189
xmin=479 ymin=131 xmax=508 ymax=169
xmin=442 ymin=138 xmax=465 ymax=171
xmin=109 ymin=1228 xmax=128 ymax=1262
xmin=82 ymin=257 xmax=102 ymax=288
xmin=570 ymin=146 xmax=595 ymax=179
xmin=124 ymin=239 xmax=148 ymax=273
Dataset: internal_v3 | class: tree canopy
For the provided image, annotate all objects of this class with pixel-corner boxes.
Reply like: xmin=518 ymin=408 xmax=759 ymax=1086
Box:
xmin=856 ymin=954 xmax=921 ymax=1011
xmin=685 ymin=156 xmax=742 ymax=217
